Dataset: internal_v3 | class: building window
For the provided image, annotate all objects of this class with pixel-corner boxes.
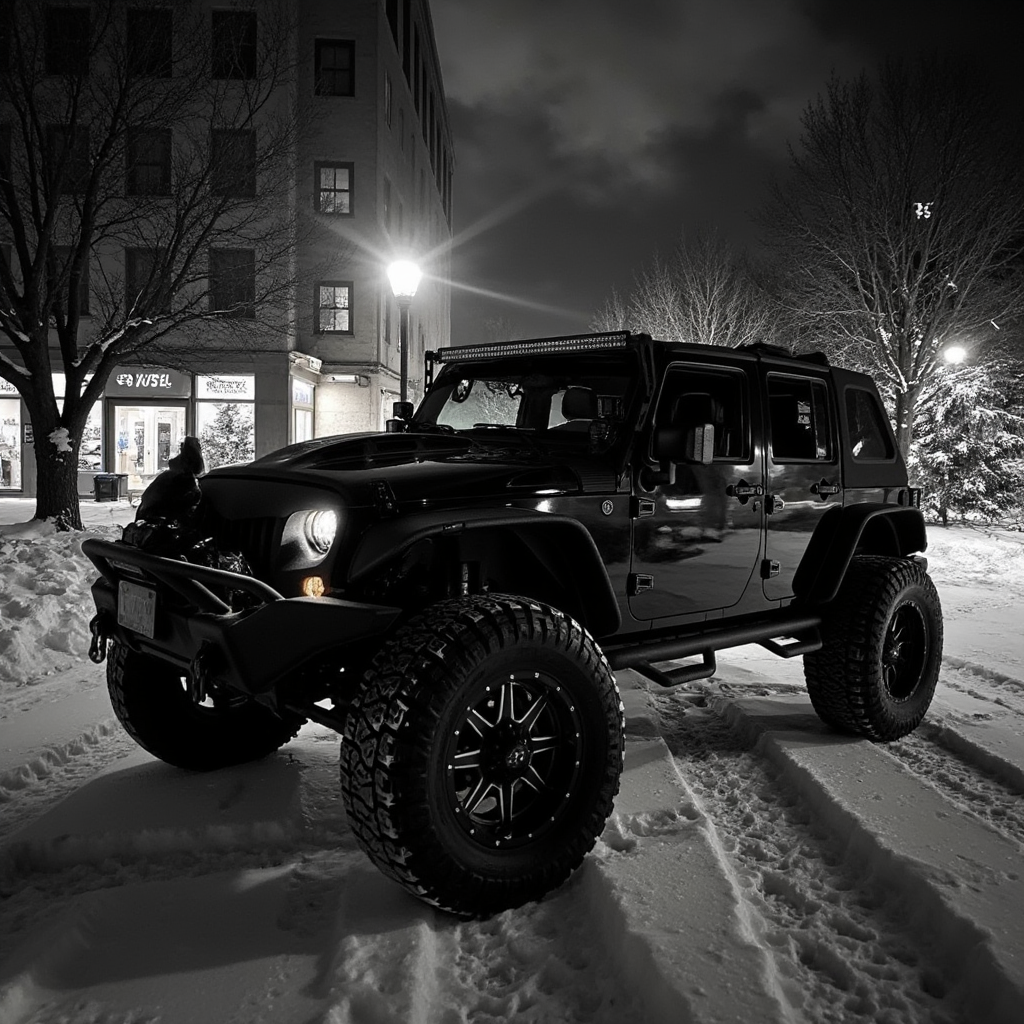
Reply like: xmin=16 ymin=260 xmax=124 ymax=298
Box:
xmin=46 ymin=5 xmax=90 ymax=76
xmin=127 ymin=8 xmax=172 ymax=77
xmin=384 ymin=71 xmax=393 ymax=127
xmin=125 ymin=248 xmax=169 ymax=314
xmin=209 ymin=248 xmax=255 ymax=318
xmin=55 ymin=246 xmax=90 ymax=315
xmin=196 ymin=375 xmax=256 ymax=470
xmin=127 ymin=128 xmax=171 ymax=195
xmin=212 ymin=10 xmax=256 ymax=80
xmin=317 ymin=282 xmax=351 ymax=333
xmin=315 ymin=40 xmax=354 ymax=96
xmin=47 ymin=126 xmax=90 ymax=194
xmin=314 ymin=162 xmax=352 ymax=214
xmin=211 ymin=129 xmax=256 ymax=196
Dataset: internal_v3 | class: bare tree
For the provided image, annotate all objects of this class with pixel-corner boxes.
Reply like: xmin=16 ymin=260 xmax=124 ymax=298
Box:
xmin=591 ymin=227 xmax=779 ymax=348
xmin=763 ymin=54 xmax=1024 ymax=457
xmin=0 ymin=0 xmax=327 ymax=528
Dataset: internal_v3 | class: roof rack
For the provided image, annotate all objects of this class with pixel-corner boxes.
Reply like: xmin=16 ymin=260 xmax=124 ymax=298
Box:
xmin=739 ymin=342 xmax=830 ymax=366
xmin=428 ymin=331 xmax=632 ymax=363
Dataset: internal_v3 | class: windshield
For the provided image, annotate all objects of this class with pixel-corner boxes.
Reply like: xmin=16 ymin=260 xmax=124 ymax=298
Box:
xmin=416 ymin=355 xmax=637 ymax=448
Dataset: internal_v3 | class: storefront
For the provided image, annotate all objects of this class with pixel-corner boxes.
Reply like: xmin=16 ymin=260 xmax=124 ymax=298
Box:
xmin=0 ymin=377 xmax=21 ymax=491
xmin=105 ymin=368 xmax=193 ymax=492
xmin=5 ymin=354 xmax=322 ymax=497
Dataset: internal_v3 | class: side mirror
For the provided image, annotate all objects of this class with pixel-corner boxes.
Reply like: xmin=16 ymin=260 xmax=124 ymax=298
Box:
xmin=685 ymin=424 xmax=715 ymax=466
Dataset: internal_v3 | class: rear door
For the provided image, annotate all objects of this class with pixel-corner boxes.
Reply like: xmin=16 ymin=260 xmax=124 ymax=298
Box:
xmin=762 ymin=369 xmax=842 ymax=601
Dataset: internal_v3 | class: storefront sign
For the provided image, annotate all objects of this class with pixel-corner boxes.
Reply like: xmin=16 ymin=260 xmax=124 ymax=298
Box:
xmin=106 ymin=366 xmax=191 ymax=398
xmin=196 ymin=375 xmax=256 ymax=401
xmin=23 ymin=423 xmax=33 ymax=444
xmin=0 ymin=378 xmax=18 ymax=396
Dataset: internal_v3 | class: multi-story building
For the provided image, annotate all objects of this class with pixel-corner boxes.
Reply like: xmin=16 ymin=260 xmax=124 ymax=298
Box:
xmin=0 ymin=0 xmax=453 ymax=497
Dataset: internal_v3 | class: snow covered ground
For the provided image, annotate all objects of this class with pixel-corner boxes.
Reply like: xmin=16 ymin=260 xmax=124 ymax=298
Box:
xmin=1 ymin=497 xmax=1023 ymax=1024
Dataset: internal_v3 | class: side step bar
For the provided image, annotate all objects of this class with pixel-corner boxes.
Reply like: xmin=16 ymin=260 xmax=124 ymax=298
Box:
xmin=606 ymin=612 xmax=822 ymax=688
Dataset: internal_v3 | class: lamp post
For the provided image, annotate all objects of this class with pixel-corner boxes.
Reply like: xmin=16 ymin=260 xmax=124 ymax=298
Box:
xmin=387 ymin=259 xmax=422 ymax=406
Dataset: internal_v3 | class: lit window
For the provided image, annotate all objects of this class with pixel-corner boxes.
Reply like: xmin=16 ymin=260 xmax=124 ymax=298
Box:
xmin=317 ymin=282 xmax=351 ymax=333
xmin=315 ymin=162 xmax=352 ymax=214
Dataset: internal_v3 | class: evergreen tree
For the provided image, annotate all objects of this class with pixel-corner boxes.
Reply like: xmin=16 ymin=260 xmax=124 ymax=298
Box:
xmin=198 ymin=403 xmax=255 ymax=471
xmin=909 ymin=358 xmax=1024 ymax=525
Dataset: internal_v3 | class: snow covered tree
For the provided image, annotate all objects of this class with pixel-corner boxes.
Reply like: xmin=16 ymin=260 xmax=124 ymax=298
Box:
xmin=909 ymin=354 xmax=1024 ymax=525
xmin=592 ymin=227 xmax=780 ymax=348
xmin=198 ymin=401 xmax=255 ymax=471
xmin=0 ymin=0 xmax=326 ymax=529
xmin=763 ymin=55 xmax=1024 ymax=459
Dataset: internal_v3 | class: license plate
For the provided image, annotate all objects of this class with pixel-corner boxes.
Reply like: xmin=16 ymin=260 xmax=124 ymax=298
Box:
xmin=118 ymin=581 xmax=157 ymax=638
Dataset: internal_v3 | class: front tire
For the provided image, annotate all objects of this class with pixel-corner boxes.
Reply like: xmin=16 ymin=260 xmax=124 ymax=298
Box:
xmin=340 ymin=594 xmax=624 ymax=918
xmin=804 ymin=556 xmax=943 ymax=741
xmin=107 ymin=642 xmax=302 ymax=771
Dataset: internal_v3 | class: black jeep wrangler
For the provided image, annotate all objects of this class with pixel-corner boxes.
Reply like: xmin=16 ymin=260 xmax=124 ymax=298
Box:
xmin=84 ymin=331 xmax=942 ymax=916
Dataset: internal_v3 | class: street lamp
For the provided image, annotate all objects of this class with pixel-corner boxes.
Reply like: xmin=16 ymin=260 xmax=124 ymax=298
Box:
xmin=387 ymin=259 xmax=422 ymax=405
xmin=943 ymin=345 xmax=967 ymax=365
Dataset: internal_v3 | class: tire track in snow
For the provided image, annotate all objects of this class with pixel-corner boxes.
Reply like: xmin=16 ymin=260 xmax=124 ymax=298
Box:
xmin=881 ymin=728 xmax=1024 ymax=849
xmin=653 ymin=694 xmax=967 ymax=1024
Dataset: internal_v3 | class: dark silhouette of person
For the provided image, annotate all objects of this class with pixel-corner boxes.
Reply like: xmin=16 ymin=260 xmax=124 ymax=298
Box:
xmin=135 ymin=436 xmax=206 ymax=523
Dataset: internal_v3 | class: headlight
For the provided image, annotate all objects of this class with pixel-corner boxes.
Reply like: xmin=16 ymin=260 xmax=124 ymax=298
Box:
xmin=304 ymin=509 xmax=338 ymax=553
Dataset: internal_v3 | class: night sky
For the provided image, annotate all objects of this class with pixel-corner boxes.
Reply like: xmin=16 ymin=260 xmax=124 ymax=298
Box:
xmin=429 ymin=0 xmax=1022 ymax=343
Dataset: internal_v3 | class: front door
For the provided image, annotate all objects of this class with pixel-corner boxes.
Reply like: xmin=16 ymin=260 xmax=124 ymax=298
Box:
xmin=629 ymin=363 xmax=763 ymax=620
xmin=762 ymin=371 xmax=842 ymax=601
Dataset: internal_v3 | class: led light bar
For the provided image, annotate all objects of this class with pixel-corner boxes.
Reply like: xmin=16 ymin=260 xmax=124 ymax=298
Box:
xmin=432 ymin=331 xmax=631 ymax=362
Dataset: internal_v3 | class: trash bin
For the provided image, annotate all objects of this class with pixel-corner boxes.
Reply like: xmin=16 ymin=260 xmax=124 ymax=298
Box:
xmin=94 ymin=473 xmax=129 ymax=502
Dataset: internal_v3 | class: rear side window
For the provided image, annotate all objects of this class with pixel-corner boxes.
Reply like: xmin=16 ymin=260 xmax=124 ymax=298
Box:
xmin=767 ymin=374 xmax=833 ymax=462
xmin=845 ymin=387 xmax=895 ymax=460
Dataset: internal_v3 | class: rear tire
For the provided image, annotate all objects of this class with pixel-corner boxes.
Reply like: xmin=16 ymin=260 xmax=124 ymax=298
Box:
xmin=340 ymin=594 xmax=624 ymax=918
xmin=804 ymin=556 xmax=942 ymax=741
xmin=107 ymin=641 xmax=302 ymax=771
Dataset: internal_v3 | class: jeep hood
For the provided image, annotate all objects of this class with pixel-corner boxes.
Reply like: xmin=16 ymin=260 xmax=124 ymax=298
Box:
xmin=206 ymin=431 xmax=607 ymax=505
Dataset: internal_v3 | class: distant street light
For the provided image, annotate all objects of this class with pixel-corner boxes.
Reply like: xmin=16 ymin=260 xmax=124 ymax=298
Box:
xmin=387 ymin=259 xmax=423 ymax=405
xmin=943 ymin=345 xmax=967 ymax=365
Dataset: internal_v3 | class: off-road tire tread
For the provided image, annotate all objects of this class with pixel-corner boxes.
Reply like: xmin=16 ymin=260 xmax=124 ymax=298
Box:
xmin=107 ymin=641 xmax=302 ymax=771
xmin=340 ymin=593 xmax=624 ymax=917
xmin=804 ymin=556 xmax=942 ymax=741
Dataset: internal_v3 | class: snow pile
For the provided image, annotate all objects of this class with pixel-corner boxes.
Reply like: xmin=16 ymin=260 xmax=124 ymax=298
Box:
xmin=925 ymin=525 xmax=1024 ymax=588
xmin=0 ymin=522 xmax=121 ymax=690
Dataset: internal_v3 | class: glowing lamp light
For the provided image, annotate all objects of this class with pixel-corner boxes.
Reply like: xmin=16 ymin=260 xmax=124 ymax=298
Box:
xmin=301 ymin=575 xmax=326 ymax=598
xmin=386 ymin=260 xmax=422 ymax=302
xmin=943 ymin=346 xmax=967 ymax=365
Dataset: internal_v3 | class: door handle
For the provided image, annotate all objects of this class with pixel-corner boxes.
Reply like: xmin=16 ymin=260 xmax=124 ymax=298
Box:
xmin=810 ymin=478 xmax=841 ymax=499
xmin=727 ymin=480 xmax=764 ymax=504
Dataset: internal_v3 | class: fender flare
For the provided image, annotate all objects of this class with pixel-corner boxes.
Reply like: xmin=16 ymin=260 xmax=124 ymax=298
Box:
xmin=793 ymin=503 xmax=928 ymax=605
xmin=347 ymin=506 xmax=622 ymax=636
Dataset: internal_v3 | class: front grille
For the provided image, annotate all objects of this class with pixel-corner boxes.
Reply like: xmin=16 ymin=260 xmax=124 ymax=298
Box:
xmin=218 ymin=516 xmax=280 ymax=576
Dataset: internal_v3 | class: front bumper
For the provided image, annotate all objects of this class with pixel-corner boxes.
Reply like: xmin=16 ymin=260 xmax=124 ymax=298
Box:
xmin=83 ymin=538 xmax=402 ymax=700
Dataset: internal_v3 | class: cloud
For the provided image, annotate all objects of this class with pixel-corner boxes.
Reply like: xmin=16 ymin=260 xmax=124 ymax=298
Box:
xmin=431 ymin=0 xmax=856 ymax=189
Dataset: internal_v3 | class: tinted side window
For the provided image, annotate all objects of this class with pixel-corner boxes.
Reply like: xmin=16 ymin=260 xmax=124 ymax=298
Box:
xmin=656 ymin=367 xmax=749 ymax=462
xmin=767 ymin=374 xmax=833 ymax=462
xmin=845 ymin=387 xmax=895 ymax=460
